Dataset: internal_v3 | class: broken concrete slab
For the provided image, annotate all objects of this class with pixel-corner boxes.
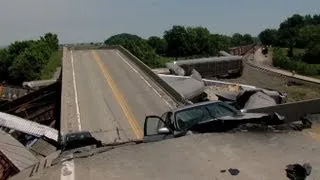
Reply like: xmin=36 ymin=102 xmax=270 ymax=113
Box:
xmin=159 ymin=74 xmax=205 ymax=101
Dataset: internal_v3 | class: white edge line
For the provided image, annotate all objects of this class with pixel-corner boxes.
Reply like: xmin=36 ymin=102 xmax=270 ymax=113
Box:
xmin=115 ymin=51 xmax=173 ymax=108
xmin=61 ymin=155 xmax=75 ymax=180
xmin=70 ymin=50 xmax=82 ymax=131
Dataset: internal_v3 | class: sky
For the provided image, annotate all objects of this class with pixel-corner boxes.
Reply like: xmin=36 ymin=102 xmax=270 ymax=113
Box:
xmin=0 ymin=0 xmax=319 ymax=46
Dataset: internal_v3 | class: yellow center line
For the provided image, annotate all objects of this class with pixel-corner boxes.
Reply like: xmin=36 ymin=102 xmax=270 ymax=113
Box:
xmin=92 ymin=50 xmax=143 ymax=139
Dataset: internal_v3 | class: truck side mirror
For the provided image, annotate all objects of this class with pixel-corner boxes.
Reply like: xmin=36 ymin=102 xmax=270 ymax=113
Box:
xmin=157 ymin=127 xmax=170 ymax=134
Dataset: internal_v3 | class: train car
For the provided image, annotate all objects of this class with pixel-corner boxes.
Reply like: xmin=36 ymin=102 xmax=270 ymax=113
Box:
xmin=167 ymin=56 xmax=243 ymax=78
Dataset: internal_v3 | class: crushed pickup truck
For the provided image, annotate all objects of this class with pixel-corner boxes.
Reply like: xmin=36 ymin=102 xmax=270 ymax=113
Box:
xmin=143 ymin=100 xmax=285 ymax=142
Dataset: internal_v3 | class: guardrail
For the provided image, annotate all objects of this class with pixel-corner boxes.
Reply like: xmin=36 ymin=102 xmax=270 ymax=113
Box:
xmin=68 ymin=45 xmax=188 ymax=106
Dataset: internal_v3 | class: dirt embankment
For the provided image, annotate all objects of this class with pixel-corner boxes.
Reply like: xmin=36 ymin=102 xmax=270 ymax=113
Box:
xmin=212 ymin=57 xmax=320 ymax=102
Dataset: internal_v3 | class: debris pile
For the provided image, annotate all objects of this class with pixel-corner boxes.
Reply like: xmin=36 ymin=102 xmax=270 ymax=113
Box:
xmin=285 ymin=163 xmax=312 ymax=180
xmin=206 ymin=84 xmax=287 ymax=110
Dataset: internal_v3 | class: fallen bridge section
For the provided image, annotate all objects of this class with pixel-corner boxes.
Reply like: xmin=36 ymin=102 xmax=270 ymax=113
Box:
xmin=0 ymin=112 xmax=58 ymax=141
xmin=61 ymin=46 xmax=182 ymax=144
xmin=0 ymin=129 xmax=38 ymax=180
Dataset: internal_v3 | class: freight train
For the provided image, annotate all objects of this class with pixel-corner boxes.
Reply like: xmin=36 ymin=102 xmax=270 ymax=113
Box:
xmin=166 ymin=56 xmax=243 ymax=78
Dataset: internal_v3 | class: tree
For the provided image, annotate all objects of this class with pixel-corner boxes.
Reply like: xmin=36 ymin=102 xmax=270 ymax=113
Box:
xmin=303 ymin=42 xmax=320 ymax=64
xmin=164 ymin=25 xmax=216 ymax=57
xmin=259 ymin=29 xmax=278 ymax=45
xmin=258 ymin=13 xmax=320 ymax=49
xmin=7 ymin=40 xmax=34 ymax=60
xmin=8 ymin=40 xmax=53 ymax=84
xmin=296 ymin=25 xmax=320 ymax=48
xmin=105 ymin=33 xmax=143 ymax=45
xmin=191 ymin=27 xmax=213 ymax=56
xmin=210 ymin=34 xmax=232 ymax=51
xmin=105 ymin=33 xmax=160 ymax=68
xmin=164 ymin=25 xmax=189 ymax=57
xmin=278 ymin=14 xmax=304 ymax=56
xmin=242 ymin=34 xmax=254 ymax=44
xmin=0 ymin=33 xmax=60 ymax=84
xmin=9 ymin=53 xmax=38 ymax=83
xmin=147 ymin=36 xmax=167 ymax=55
xmin=41 ymin=33 xmax=59 ymax=51
xmin=0 ymin=49 xmax=10 ymax=81
xmin=279 ymin=14 xmax=304 ymax=30
xmin=231 ymin=33 xmax=244 ymax=46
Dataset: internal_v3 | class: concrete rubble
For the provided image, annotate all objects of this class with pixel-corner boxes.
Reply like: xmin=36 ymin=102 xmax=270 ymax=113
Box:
xmin=157 ymin=68 xmax=287 ymax=109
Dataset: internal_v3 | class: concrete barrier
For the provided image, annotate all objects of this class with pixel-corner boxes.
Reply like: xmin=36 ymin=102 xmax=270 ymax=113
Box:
xmin=116 ymin=45 xmax=188 ymax=105
xmin=248 ymin=98 xmax=320 ymax=123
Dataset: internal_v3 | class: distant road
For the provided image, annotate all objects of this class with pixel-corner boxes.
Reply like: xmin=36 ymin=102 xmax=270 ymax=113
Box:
xmin=252 ymin=48 xmax=320 ymax=84
xmin=61 ymin=49 xmax=174 ymax=143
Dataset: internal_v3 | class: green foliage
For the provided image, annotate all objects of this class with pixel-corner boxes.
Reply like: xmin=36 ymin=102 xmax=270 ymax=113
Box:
xmin=163 ymin=26 xmax=251 ymax=57
xmin=242 ymin=34 xmax=254 ymax=45
xmin=259 ymin=13 xmax=320 ymax=48
xmin=0 ymin=49 xmax=10 ymax=81
xmin=230 ymin=33 xmax=254 ymax=46
xmin=157 ymin=56 xmax=174 ymax=68
xmin=40 ymin=50 xmax=63 ymax=80
xmin=273 ymin=48 xmax=320 ymax=76
xmin=163 ymin=25 xmax=189 ymax=57
xmin=41 ymin=33 xmax=59 ymax=51
xmin=210 ymin=34 xmax=232 ymax=51
xmin=105 ymin=33 xmax=160 ymax=68
xmin=9 ymin=53 xmax=39 ymax=82
xmin=106 ymin=33 xmax=142 ymax=44
xmin=259 ymin=29 xmax=278 ymax=45
xmin=303 ymin=42 xmax=320 ymax=64
xmin=0 ymin=33 xmax=60 ymax=85
xmin=105 ymin=26 xmax=255 ymax=67
xmin=147 ymin=36 xmax=167 ymax=55
xmin=296 ymin=25 xmax=320 ymax=48
xmin=7 ymin=40 xmax=35 ymax=61
xmin=260 ymin=13 xmax=320 ymax=67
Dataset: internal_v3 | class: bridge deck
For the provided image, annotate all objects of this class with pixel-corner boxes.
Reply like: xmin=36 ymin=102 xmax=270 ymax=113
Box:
xmin=61 ymin=48 xmax=175 ymax=143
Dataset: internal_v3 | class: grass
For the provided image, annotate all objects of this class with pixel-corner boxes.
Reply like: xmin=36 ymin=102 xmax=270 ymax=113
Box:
xmin=273 ymin=47 xmax=320 ymax=76
xmin=293 ymin=48 xmax=306 ymax=57
xmin=282 ymin=85 xmax=320 ymax=102
xmin=278 ymin=47 xmax=306 ymax=55
xmin=40 ymin=50 xmax=62 ymax=80
xmin=157 ymin=56 xmax=175 ymax=68
xmin=313 ymin=75 xmax=320 ymax=79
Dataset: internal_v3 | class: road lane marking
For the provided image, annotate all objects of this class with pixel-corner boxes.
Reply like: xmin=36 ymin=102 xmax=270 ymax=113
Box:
xmin=92 ymin=50 xmax=143 ymax=139
xmin=115 ymin=51 xmax=173 ymax=108
xmin=70 ymin=51 xmax=82 ymax=131
xmin=60 ymin=155 xmax=75 ymax=180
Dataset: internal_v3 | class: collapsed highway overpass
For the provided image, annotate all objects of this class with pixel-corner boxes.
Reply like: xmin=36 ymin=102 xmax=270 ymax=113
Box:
xmin=60 ymin=46 xmax=186 ymax=143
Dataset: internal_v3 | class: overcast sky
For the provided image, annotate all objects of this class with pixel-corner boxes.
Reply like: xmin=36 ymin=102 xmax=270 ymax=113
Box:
xmin=0 ymin=0 xmax=319 ymax=46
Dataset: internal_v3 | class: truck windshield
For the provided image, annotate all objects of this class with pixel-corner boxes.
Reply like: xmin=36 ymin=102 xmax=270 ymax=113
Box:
xmin=175 ymin=102 xmax=237 ymax=130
